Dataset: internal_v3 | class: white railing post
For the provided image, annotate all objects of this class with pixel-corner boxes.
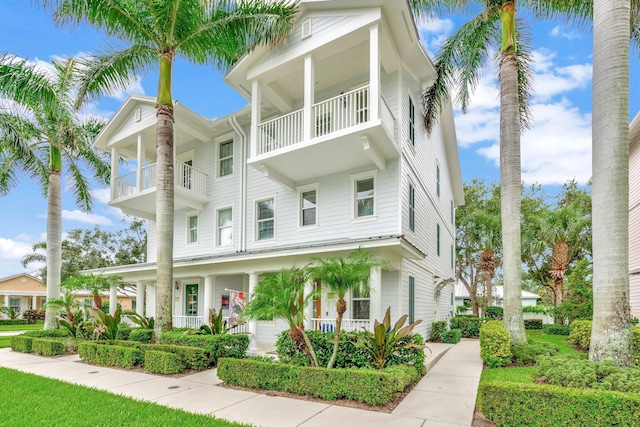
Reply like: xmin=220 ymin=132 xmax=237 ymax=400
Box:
xmin=136 ymin=134 xmax=144 ymax=191
xmin=110 ymin=147 xmax=119 ymax=201
xmin=248 ymin=273 xmax=259 ymax=351
xmin=369 ymin=266 xmax=382 ymax=330
xmin=304 ymin=55 xmax=314 ymax=142
xmin=369 ymin=24 xmax=380 ymax=123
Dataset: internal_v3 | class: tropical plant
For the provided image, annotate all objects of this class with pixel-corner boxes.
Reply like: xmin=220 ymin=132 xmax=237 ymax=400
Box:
xmin=0 ymin=54 xmax=110 ymax=329
xmin=61 ymin=273 xmax=129 ymax=311
xmin=349 ymin=307 xmax=424 ymax=370
xmin=123 ymin=311 xmax=155 ymax=330
xmin=43 ymin=290 xmax=90 ymax=338
xmin=200 ymin=308 xmax=237 ymax=335
xmin=244 ymin=266 xmax=320 ymax=367
xmin=88 ymin=306 xmax=122 ymax=341
xmin=46 ymin=0 xmax=299 ymax=339
xmin=0 ymin=306 xmax=22 ymax=320
xmin=309 ymin=248 xmax=386 ymax=368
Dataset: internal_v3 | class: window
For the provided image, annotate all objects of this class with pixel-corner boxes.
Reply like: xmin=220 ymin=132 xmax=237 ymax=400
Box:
xmin=355 ymin=177 xmax=375 ymax=218
xmin=450 ymin=199 xmax=454 ymax=224
xmin=408 ymin=183 xmax=415 ymax=232
xmin=352 ymin=288 xmax=370 ymax=320
xmin=409 ymin=97 xmax=415 ymax=146
xmin=217 ymin=208 xmax=233 ymax=246
xmin=219 ymin=140 xmax=233 ymax=177
xmin=187 ymin=214 xmax=198 ymax=244
xmin=9 ymin=296 xmax=20 ymax=311
xmin=409 ymin=276 xmax=415 ymax=324
xmin=185 ymin=284 xmax=198 ymax=316
xmin=301 ymin=189 xmax=317 ymax=226
xmin=436 ymin=163 xmax=441 ymax=197
xmin=437 ymin=223 xmax=441 ymax=256
xmin=256 ymin=199 xmax=275 ymax=241
xmin=451 ymin=244 xmax=454 ymax=269
xmin=83 ymin=298 xmax=93 ymax=308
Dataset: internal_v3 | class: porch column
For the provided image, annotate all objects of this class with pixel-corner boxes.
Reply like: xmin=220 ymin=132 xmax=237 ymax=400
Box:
xmin=110 ymin=147 xmax=119 ymax=201
xmin=31 ymin=296 xmax=37 ymax=310
xmin=369 ymin=24 xmax=380 ymax=122
xmin=248 ymin=273 xmax=259 ymax=351
xmin=303 ymin=55 xmax=315 ymax=141
xmin=203 ymin=275 xmax=215 ymax=319
xmin=369 ymin=266 xmax=382 ymax=330
xmin=109 ymin=283 xmax=118 ymax=315
xmin=136 ymin=134 xmax=144 ymax=191
xmin=146 ymin=283 xmax=156 ymax=317
xmin=135 ymin=281 xmax=145 ymax=316
xmin=4 ymin=295 xmax=8 ymax=307
xmin=304 ymin=280 xmax=314 ymax=330
xmin=250 ymin=79 xmax=261 ymax=159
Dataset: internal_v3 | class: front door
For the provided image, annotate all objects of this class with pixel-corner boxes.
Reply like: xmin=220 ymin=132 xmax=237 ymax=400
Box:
xmin=185 ymin=284 xmax=198 ymax=316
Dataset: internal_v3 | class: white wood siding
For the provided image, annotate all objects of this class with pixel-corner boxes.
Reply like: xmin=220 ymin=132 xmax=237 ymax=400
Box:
xmin=630 ymin=138 xmax=640 ymax=318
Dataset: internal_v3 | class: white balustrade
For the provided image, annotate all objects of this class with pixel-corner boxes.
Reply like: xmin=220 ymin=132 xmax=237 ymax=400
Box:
xmin=171 ymin=315 xmax=248 ymax=334
xmin=311 ymin=318 xmax=370 ymax=333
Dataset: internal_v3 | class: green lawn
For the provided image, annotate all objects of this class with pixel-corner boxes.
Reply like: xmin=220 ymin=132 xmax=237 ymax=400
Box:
xmin=526 ymin=329 xmax=583 ymax=356
xmin=0 ymin=367 xmax=249 ymax=427
xmin=0 ymin=321 xmax=44 ymax=331
xmin=0 ymin=336 xmax=11 ymax=348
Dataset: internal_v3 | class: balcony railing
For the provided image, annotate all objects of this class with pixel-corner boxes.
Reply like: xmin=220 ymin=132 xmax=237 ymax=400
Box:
xmin=114 ymin=160 xmax=207 ymax=200
xmin=172 ymin=315 xmax=248 ymax=334
xmin=258 ymin=109 xmax=303 ymax=155
xmin=311 ymin=318 xmax=370 ymax=333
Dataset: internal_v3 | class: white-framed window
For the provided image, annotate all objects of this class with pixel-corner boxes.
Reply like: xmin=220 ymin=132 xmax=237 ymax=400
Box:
xmin=451 ymin=244 xmax=454 ymax=269
xmin=409 ymin=276 xmax=415 ymax=324
xmin=217 ymin=207 xmax=233 ymax=246
xmin=351 ymin=288 xmax=370 ymax=320
xmin=409 ymin=96 xmax=415 ymax=146
xmin=218 ymin=140 xmax=233 ymax=177
xmin=436 ymin=162 xmax=441 ymax=198
xmin=9 ymin=296 xmax=21 ymax=311
xmin=187 ymin=213 xmax=198 ymax=244
xmin=437 ymin=223 xmax=441 ymax=256
xmin=352 ymin=171 xmax=377 ymax=219
xmin=409 ymin=183 xmax=415 ymax=232
xmin=256 ymin=198 xmax=275 ymax=241
xmin=451 ymin=199 xmax=454 ymax=224
xmin=298 ymin=184 xmax=318 ymax=227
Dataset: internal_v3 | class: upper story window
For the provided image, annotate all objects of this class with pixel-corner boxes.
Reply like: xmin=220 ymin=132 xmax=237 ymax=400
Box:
xmin=219 ymin=140 xmax=233 ymax=177
xmin=217 ymin=207 xmax=233 ymax=246
xmin=451 ymin=199 xmax=454 ymax=224
xmin=299 ymin=186 xmax=318 ymax=227
xmin=451 ymin=244 xmax=454 ymax=270
xmin=353 ymin=172 xmax=376 ymax=219
xmin=409 ymin=97 xmax=415 ymax=146
xmin=187 ymin=213 xmax=198 ymax=244
xmin=256 ymin=198 xmax=275 ymax=241
xmin=409 ymin=276 xmax=415 ymax=324
xmin=436 ymin=163 xmax=441 ymax=198
xmin=437 ymin=223 xmax=441 ymax=256
xmin=409 ymin=183 xmax=415 ymax=232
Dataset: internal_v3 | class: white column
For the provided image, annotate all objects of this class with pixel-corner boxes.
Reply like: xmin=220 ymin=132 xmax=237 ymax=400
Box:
xmin=135 ymin=281 xmax=145 ymax=316
xmin=136 ymin=134 xmax=144 ymax=191
xmin=110 ymin=147 xmax=119 ymax=201
xmin=109 ymin=284 xmax=118 ymax=315
xmin=146 ymin=283 xmax=156 ymax=317
xmin=250 ymin=79 xmax=261 ymax=159
xmin=31 ymin=296 xmax=37 ymax=310
xmin=248 ymin=273 xmax=259 ymax=351
xmin=369 ymin=266 xmax=382 ymax=330
xmin=369 ymin=24 xmax=380 ymax=122
xmin=303 ymin=55 xmax=315 ymax=142
xmin=4 ymin=295 xmax=8 ymax=307
xmin=304 ymin=280 xmax=314 ymax=330
xmin=203 ymin=275 xmax=215 ymax=318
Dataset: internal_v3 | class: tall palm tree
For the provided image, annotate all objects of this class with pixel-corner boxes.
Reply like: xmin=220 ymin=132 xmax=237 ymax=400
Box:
xmin=0 ymin=54 xmax=109 ymax=329
xmin=244 ymin=267 xmax=320 ymax=367
xmin=46 ymin=0 xmax=298 ymax=338
xmin=590 ymin=0 xmax=632 ymax=365
xmin=309 ymin=248 xmax=385 ymax=369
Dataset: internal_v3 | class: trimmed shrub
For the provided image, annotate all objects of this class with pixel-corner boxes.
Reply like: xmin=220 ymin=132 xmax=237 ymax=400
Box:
xmin=23 ymin=329 xmax=69 ymax=338
xmin=217 ymin=357 xmax=418 ymax=406
xmin=32 ymin=338 xmax=65 ymax=356
xmin=10 ymin=335 xmax=33 ymax=353
xmin=511 ymin=342 xmax=558 ymax=367
xmin=443 ymin=329 xmax=462 ymax=344
xmin=479 ymin=320 xmax=511 ymax=368
xmin=78 ymin=341 xmax=143 ymax=369
xmin=430 ymin=321 xmax=447 ymax=342
xmin=568 ymin=319 xmax=592 ymax=350
xmin=524 ymin=319 xmax=543 ymax=330
xmin=542 ymin=324 xmax=571 ymax=336
xmin=144 ymin=350 xmax=186 ymax=375
xmin=449 ymin=316 xmax=482 ymax=338
xmin=116 ymin=326 xmax=132 ymax=341
xmin=129 ymin=328 xmax=153 ymax=344
xmin=484 ymin=306 xmax=503 ymax=320
xmin=144 ymin=344 xmax=209 ymax=370
xmin=160 ymin=332 xmax=249 ymax=365
xmin=22 ymin=310 xmax=45 ymax=323
xmin=0 ymin=319 xmax=27 ymax=325
xmin=633 ymin=326 xmax=640 ymax=368
xmin=478 ymin=381 xmax=640 ymax=426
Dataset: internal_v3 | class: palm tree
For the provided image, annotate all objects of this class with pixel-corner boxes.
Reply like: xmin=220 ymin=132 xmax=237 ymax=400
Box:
xmin=244 ymin=267 xmax=320 ymax=367
xmin=590 ymin=0 xmax=632 ymax=365
xmin=309 ymin=248 xmax=385 ymax=369
xmin=0 ymin=54 xmax=110 ymax=330
xmin=61 ymin=273 xmax=128 ymax=311
xmin=46 ymin=0 xmax=298 ymax=338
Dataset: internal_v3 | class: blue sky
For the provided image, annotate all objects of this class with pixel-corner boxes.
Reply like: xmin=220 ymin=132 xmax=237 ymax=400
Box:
xmin=0 ymin=2 xmax=638 ymax=277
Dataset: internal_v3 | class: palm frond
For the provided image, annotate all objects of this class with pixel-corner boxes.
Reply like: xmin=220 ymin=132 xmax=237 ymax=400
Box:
xmin=522 ymin=0 xmax=593 ymax=28
xmin=514 ymin=18 xmax=534 ymax=131
xmin=0 ymin=53 xmax=58 ymax=112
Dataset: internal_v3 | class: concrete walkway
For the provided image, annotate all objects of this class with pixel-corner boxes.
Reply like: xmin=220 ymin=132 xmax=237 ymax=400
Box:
xmin=0 ymin=339 xmax=481 ymax=427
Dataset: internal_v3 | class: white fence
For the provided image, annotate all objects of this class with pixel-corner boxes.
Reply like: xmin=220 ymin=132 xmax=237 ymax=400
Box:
xmin=311 ymin=318 xmax=370 ymax=333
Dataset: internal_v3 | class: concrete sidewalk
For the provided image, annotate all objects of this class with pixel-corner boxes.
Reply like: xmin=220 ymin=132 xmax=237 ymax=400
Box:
xmin=0 ymin=339 xmax=481 ymax=427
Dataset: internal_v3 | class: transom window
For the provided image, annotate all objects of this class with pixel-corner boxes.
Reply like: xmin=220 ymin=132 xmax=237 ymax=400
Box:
xmin=219 ymin=140 xmax=233 ymax=177
xmin=409 ymin=183 xmax=415 ymax=232
xmin=256 ymin=199 xmax=275 ymax=241
xmin=217 ymin=208 xmax=233 ymax=246
xmin=355 ymin=177 xmax=375 ymax=218
xmin=187 ymin=214 xmax=198 ymax=244
xmin=301 ymin=190 xmax=317 ymax=226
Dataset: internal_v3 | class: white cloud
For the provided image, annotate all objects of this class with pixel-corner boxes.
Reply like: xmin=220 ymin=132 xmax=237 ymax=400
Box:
xmin=0 ymin=237 xmax=43 ymax=278
xmin=550 ymin=26 xmax=581 ymax=40
xmin=417 ymin=17 xmax=454 ymax=35
xmin=532 ymin=63 xmax=592 ymax=101
xmin=35 ymin=210 xmax=113 ymax=226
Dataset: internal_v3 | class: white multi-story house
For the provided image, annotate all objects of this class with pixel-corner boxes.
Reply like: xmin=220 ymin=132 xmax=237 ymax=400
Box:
xmin=92 ymin=0 xmax=464 ymax=348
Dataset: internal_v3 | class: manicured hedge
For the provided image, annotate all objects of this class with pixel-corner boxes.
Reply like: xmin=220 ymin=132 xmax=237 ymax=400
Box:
xmin=567 ymin=320 xmax=592 ymax=350
xmin=480 ymin=320 xmax=511 ymax=368
xmin=449 ymin=316 xmax=482 ymax=338
xmin=542 ymin=324 xmax=571 ymax=336
xmin=430 ymin=321 xmax=447 ymax=342
xmin=32 ymin=338 xmax=65 ymax=356
xmin=116 ymin=326 xmax=132 ymax=341
xmin=78 ymin=341 xmax=143 ymax=369
xmin=23 ymin=329 xmax=69 ymax=338
xmin=0 ymin=319 xmax=28 ymax=325
xmin=10 ymin=336 xmax=33 ymax=353
xmin=129 ymin=329 xmax=153 ymax=344
xmin=633 ymin=327 xmax=640 ymax=368
xmin=144 ymin=350 xmax=186 ymax=375
xmin=144 ymin=344 xmax=209 ymax=370
xmin=511 ymin=342 xmax=558 ymax=367
xmin=217 ymin=358 xmax=420 ymax=406
xmin=160 ymin=332 xmax=249 ymax=365
xmin=478 ymin=381 xmax=640 ymax=426
xmin=524 ymin=319 xmax=543 ymax=330
xmin=443 ymin=329 xmax=461 ymax=344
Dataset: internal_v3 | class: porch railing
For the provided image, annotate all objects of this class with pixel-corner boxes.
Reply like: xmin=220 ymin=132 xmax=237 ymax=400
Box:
xmin=258 ymin=109 xmax=304 ymax=155
xmin=172 ymin=315 xmax=248 ymax=334
xmin=311 ymin=318 xmax=370 ymax=333
xmin=114 ymin=160 xmax=207 ymax=200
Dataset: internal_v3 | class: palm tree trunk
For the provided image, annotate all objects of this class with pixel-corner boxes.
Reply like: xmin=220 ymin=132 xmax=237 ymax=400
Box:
xmin=297 ymin=326 xmax=319 ymax=367
xmin=154 ymin=54 xmax=175 ymax=341
xmin=554 ymin=277 xmax=563 ymax=307
xmin=590 ymin=0 xmax=632 ymax=365
xmin=44 ymin=149 xmax=62 ymax=330
xmin=499 ymin=2 xmax=526 ymax=345
xmin=327 ymin=298 xmax=346 ymax=369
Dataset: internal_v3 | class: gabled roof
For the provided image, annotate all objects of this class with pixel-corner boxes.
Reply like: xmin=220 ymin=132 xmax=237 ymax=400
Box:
xmin=0 ymin=272 xmax=42 ymax=284
xmin=455 ymin=283 xmax=540 ymax=300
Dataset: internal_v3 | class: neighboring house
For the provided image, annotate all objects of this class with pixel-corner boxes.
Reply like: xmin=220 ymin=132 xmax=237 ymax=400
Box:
xmin=629 ymin=111 xmax=640 ymax=319
xmin=455 ymin=283 xmax=540 ymax=309
xmin=91 ymin=0 xmax=464 ymax=348
xmin=0 ymin=273 xmax=47 ymax=313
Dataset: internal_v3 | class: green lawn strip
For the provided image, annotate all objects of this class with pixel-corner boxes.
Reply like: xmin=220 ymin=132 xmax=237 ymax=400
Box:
xmin=0 ymin=336 xmax=11 ymax=348
xmin=526 ymin=330 xmax=584 ymax=356
xmin=0 ymin=367 xmax=249 ymax=427
xmin=481 ymin=366 xmax=537 ymax=384
xmin=0 ymin=323 xmax=44 ymax=331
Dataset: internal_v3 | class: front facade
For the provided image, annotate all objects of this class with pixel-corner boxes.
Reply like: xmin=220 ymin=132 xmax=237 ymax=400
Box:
xmin=0 ymin=273 xmax=47 ymax=314
xmin=93 ymin=0 xmax=464 ymax=347
xmin=629 ymin=112 xmax=640 ymax=319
